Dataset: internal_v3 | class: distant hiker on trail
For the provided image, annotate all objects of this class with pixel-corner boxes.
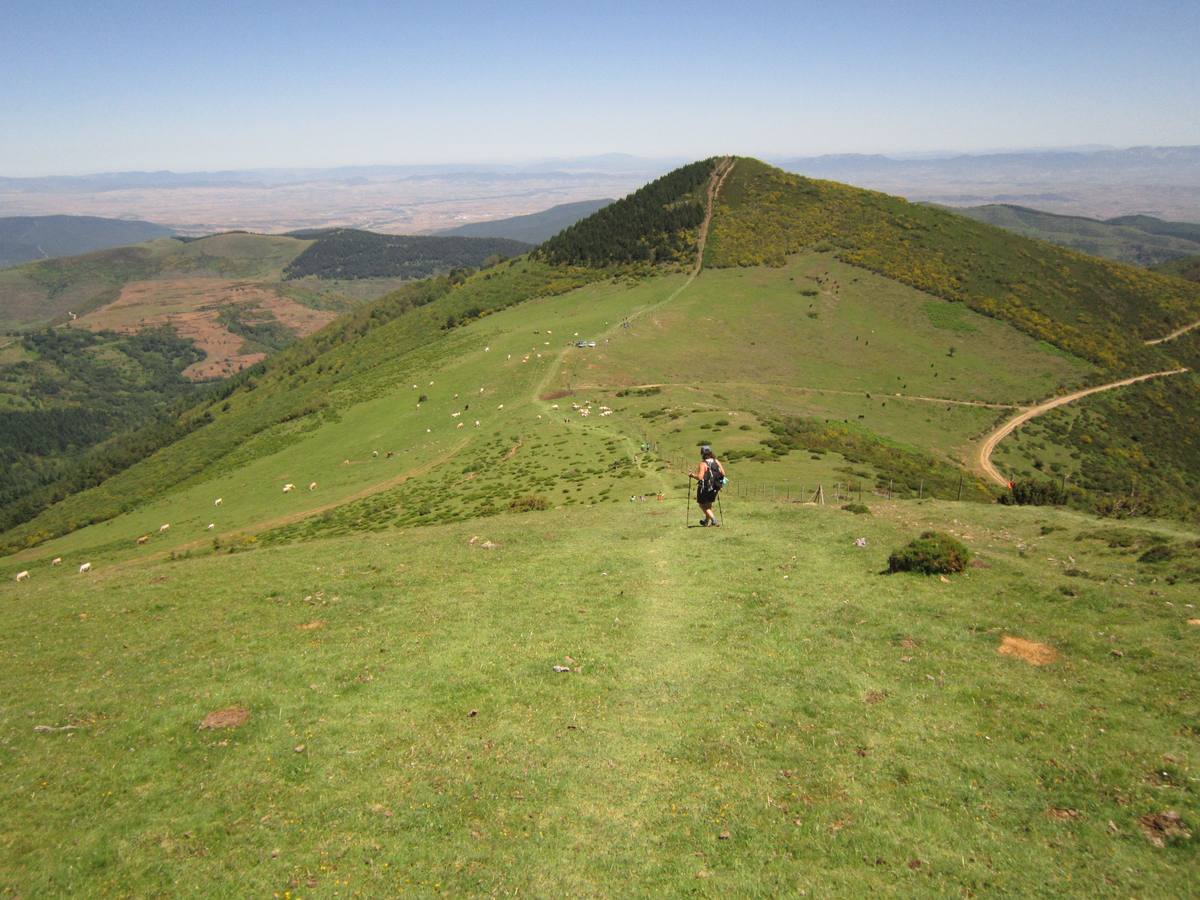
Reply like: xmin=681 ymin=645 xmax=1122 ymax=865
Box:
xmin=689 ymin=445 xmax=726 ymax=527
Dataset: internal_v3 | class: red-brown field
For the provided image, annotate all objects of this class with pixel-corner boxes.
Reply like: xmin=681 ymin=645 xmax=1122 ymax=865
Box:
xmin=73 ymin=278 xmax=336 ymax=379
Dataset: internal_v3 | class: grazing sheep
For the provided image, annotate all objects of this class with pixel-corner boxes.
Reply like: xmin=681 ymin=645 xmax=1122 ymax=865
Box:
xmin=158 ymin=523 xmax=170 ymax=533
xmin=51 ymin=557 xmax=62 ymax=566
xmin=484 ymin=346 xmax=490 ymax=352
xmin=456 ymin=422 xmax=464 ymax=429
xmin=426 ymin=428 xmax=431 ymax=433
xmin=309 ymin=481 xmax=318 ymax=491
xmin=372 ymin=450 xmax=379 ymax=458
xmin=79 ymin=563 xmax=92 ymax=574
xmin=474 ymin=420 xmax=480 ymax=427
xmin=497 ymin=404 xmax=504 ymax=410
xmin=386 ymin=451 xmax=394 ymax=458
xmin=283 ymin=483 xmax=295 ymax=493
xmin=136 ymin=535 xmax=150 ymax=545
xmin=206 ymin=523 xmax=215 ymax=530
xmin=214 ymin=498 xmax=223 ymax=506
xmin=15 ymin=571 xmax=29 ymax=582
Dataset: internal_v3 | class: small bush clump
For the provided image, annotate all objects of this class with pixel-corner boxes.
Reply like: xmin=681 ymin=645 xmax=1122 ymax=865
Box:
xmin=508 ymin=495 xmax=550 ymax=513
xmin=841 ymin=502 xmax=870 ymax=515
xmin=1138 ymin=544 xmax=1177 ymax=564
xmin=997 ymin=478 xmax=1067 ymax=506
xmin=887 ymin=530 xmax=970 ymax=575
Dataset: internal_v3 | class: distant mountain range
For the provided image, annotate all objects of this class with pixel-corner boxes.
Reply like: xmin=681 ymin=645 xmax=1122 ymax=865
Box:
xmin=772 ymin=146 xmax=1200 ymax=221
xmin=434 ymin=199 xmax=613 ymax=244
xmin=0 ymin=215 xmax=174 ymax=267
xmin=937 ymin=204 xmax=1200 ymax=267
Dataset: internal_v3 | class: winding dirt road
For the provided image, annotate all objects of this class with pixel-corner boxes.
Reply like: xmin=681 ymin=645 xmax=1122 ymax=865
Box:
xmin=1145 ymin=318 xmax=1200 ymax=346
xmin=975 ymin=368 xmax=1189 ymax=486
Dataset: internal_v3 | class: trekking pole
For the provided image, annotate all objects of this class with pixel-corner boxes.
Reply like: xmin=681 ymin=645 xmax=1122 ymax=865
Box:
xmin=683 ymin=474 xmax=690 ymax=528
xmin=717 ymin=490 xmax=725 ymax=528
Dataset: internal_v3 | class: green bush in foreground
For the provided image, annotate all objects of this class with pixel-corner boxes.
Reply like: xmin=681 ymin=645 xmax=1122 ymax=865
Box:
xmin=888 ymin=530 xmax=971 ymax=575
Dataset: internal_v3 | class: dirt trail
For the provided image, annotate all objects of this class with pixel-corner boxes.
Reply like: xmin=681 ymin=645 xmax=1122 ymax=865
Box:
xmin=692 ymin=157 xmax=735 ymax=276
xmin=975 ymin=368 xmax=1189 ymax=485
xmin=531 ymin=158 xmax=735 ymax=485
xmin=1145 ymin=318 xmax=1200 ymax=346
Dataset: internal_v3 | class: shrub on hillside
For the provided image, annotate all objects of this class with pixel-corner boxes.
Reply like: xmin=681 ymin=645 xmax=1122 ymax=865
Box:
xmin=508 ymin=495 xmax=550 ymax=513
xmin=841 ymin=502 xmax=870 ymax=515
xmin=887 ymin=531 xmax=970 ymax=575
xmin=1138 ymin=544 xmax=1177 ymax=564
xmin=997 ymin=478 xmax=1067 ymax=506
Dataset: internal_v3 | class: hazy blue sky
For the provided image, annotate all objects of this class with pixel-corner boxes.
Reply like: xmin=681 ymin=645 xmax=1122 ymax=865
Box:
xmin=2 ymin=0 xmax=1197 ymax=175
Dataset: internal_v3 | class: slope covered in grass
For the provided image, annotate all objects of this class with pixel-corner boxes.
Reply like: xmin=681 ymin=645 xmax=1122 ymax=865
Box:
xmin=2 ymin=499 xmax=1197 ymax=895
xmin=706 ymin=158 xmax=1200 ymax=373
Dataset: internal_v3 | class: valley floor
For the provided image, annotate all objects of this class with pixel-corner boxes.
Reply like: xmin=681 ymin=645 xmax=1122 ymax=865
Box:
xmin=2 ymin=499 xmax=1197 ymax=896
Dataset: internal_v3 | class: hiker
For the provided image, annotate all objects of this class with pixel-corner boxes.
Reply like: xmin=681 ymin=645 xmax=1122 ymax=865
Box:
xmin=689 ymin=445 xmax=726 ymax=527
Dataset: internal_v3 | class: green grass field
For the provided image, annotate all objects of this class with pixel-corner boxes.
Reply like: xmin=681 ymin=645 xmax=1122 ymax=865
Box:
xmin=4 ymin=159 xmax=1200 ymax=894
xmin=3 ymin=499 xmax=1197 ymax=896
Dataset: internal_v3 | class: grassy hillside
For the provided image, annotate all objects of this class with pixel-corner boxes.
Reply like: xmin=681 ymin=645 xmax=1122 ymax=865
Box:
xmin=0 ymin=214 xmax=174 ymax=268
xmin=3 ymin=499 xmax=1198 ymax=895
xmin=3 ymin=158 xmax=1200 ymax=895
xmin=707 ymin=158 xmax=1200 ymax=374
xmin=942 ymin=204 xmax=1200 ymax=267
xmin=434 ymin=198 xmax=613 ymax=244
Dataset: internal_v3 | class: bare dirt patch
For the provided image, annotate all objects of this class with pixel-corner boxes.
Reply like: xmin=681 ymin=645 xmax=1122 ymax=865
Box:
xmin=997 ymin=635 xmax=1058 ymax=666
xmin=75 ymin=278 xmax=335 ymax=379
xmin=539 ymin=390 xmax=574 ymax=401
xmin=297 ymin=620 xmax=324 ymax=631
xmin=1047 ymin=807 xmax=1081 ymax=821
xmin=1188 ymin=619 xmax=1200 ymax=626
xmin=1138 ymin=811 xmax=1190 ymax=847
xmin=199 ymin=706 xmax=250 ymax=730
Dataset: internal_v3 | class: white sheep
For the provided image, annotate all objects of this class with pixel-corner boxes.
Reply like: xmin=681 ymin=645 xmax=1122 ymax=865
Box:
xmin=426 ymin=428 xmax=431 ymax=433
xmin=456 ymin=422 xmax=464 ymax=429
xmin=308 ymin=481 xmax=317 ymax=491
xmin=158 ymin=523 xmax=170 ymax=533
xmin=474 ymin=420 xmax=480 ymax=427
xmin=51 ymin=557 xmax=62 ymax=566
xmin=484 ymin=346 xmax=490 ymax=352
xmin=137 ymin=535 xmax=150 ymax=545
xmin=206 ymin=523 xmax=215 ymax=531
xmin=15 ymin=571 xmax=29 ymax=582
xmin=79 ymin=563 xmax=92 ymax=574
xmin=214 ymin=498 xmax=223 ymax=506
xmin=497 ymin=404 xmax=504 ymax=410
xmin=372 ymin=450 xmax=379 ymax=458
xmin=283 ymin=483 xmax=295 ymax=493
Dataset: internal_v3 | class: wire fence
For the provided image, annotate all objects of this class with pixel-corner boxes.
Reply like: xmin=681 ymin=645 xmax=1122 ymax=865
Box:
xmin=651 ymin=449 xmax=972 ymax=505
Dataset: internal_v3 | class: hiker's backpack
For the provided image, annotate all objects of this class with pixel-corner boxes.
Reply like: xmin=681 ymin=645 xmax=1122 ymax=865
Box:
xmin=702 ymin=458 xmax=725 ymax=494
